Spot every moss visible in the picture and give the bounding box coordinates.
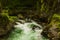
[49,14,60,24]
[9,16,18,22]
[0,9,18,36]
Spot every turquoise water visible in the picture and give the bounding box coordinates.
[7,20,48,40]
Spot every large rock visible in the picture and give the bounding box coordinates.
[41,24,60,40]
[0,15,14,36]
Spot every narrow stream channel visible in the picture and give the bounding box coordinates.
[7,19,48,40]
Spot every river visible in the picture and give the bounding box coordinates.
[7,19,49,40]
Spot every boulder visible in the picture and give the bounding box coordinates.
[41,24,60,40]
[0,15,14,36]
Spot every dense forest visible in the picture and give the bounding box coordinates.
[0,0,60,40]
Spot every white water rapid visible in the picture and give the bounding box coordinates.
[7,19,48,40]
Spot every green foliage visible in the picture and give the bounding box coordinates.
[49,14,60,29]
[1,10,9,17]
[0,9,18,23]
[53,14,60,29]
[41,3,45,12]
[53,14,60,20]
[53,14,60,23]
[0,0,60,25]
[9,16,18,22]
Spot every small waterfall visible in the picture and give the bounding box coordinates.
[8,19,48,40]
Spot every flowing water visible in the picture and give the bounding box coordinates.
[7,20,48,40]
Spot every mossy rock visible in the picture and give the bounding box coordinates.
[0,15,14,36]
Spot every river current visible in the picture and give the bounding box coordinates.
[7,19,48,40]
